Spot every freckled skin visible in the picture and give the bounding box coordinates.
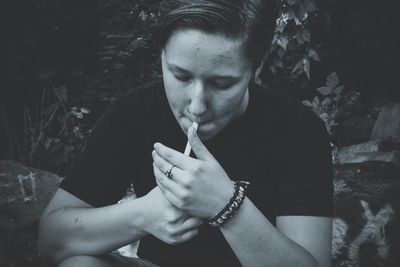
[161,30,254,140]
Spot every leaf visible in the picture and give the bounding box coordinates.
[275,19,287,33]
[269,65,277,74]
[312,96,320,109]
[321,97,332,105]
[326,72,339,89]
[303,57,310,80]
[302,28,311,43]
[254,76,262,84]
[54,86,68,103]
[306,47,321,61]
[277,35,289,50]
[287,39,299,50]
[276,47,286,59]
[271,34,278,45]
[319,112,330,121]
[289,8,302,25]
[317,86,332,96]
[302,100,313,107]
[333,94,341,102]
[80,107,91,114]
[291,59,303,75]
[296,30,305,44]
[295,1,307,21]
[333,85,344,96]
[273,55,284,68]
[130,38,146,50]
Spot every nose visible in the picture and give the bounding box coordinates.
[188,80,207,117]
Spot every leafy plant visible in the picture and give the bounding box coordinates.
[1,73,92,174]
[266,0,321,81]
[302,72,360,136]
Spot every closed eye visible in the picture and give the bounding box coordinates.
[210,81,234,89]
[174,74,191,82]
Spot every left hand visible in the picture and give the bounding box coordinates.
[152,126,234,219]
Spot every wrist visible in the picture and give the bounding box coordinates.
[212,180,235,217]
[127,196,150,235]
[209,180,250,227]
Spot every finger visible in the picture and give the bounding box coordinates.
[179,217,204,233]
[154,142,197,169]
[178,228,199,243]
[153,162,186,202]
[155,175,183,209]
[152,150,188,185]
[187,126,215,161]
[158,183,183,209]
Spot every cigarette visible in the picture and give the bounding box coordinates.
[184,121,199,156]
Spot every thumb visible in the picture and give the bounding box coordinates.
[188,126,214,161]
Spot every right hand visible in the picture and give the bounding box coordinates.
[141,186,204,245]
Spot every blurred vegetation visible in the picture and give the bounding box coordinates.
[1,0,398,175]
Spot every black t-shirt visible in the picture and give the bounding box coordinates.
[60,80,333,267]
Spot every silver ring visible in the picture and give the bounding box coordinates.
[165,165,175,179]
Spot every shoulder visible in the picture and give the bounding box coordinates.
[91,79,166,136]
[251,82,325,136]
[112,79,165,113]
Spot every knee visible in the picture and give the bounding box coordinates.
[58,255,110,267]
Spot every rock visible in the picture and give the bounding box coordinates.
[334,150,400,167]
[332,162,400,267]
[0,160,63,231]
[336,114,376,145]
[338,139,398,154]
[370,103,400,141]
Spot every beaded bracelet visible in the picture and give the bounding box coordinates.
[208,180,250,227]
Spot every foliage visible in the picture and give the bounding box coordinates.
[302,72,361,137]
[263,0,322,84]
[1,73,92,174]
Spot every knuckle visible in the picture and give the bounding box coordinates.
[192,229,199,236]
[180,191,189,201]
[166,235,180,245]
[175,199,185,210]
[194,218,204,227]
[180,191,191,206]
[164,149,173,161]
[191,164,202,175]
[165,224,176,236]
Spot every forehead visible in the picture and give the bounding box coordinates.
[163,30,250,71]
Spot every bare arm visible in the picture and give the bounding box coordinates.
[219,198,332,267]
[38,188,148,263]
[39,187,203,264]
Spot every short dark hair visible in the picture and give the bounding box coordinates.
[156,0,277,66]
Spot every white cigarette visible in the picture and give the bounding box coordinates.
[184,121,199,156]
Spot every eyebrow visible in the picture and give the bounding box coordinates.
[166,62,241,80]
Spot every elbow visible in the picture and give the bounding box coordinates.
[38,232,70,265]
[38,214,69,264]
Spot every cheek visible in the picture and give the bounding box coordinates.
[214,86,247,114]
[164,77,186,112]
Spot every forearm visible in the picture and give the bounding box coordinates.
[220,197,319,267]
[38,197,148,263]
